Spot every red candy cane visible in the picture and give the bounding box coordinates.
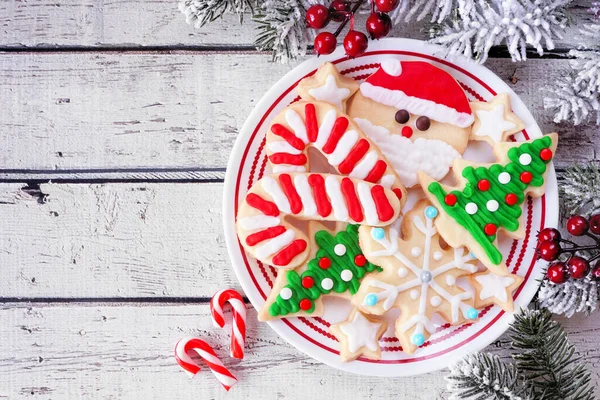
[174,337,238,391]
[210,289,247,359]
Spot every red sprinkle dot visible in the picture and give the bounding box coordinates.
[520,171,533,184]
[401,126,413,138]
[505,193,518,206]
[444,193,457,206]
[318,257,331,269]
[540,148,553,161]
[301,276,315,288]
[354,254,367,267]
[392,188,403,200]
[484,223,497,235]
[477,179,490,191]
[299,298,312,310]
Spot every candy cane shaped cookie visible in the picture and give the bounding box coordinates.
[174,337,238,391]
[237,172,402,269]
[210,289,247,359]
[266,101,407,204]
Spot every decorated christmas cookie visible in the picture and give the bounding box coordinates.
[237,172,402,269]
[346,59,474,188]
[353,200,479,355]
[297,62,359,112]
[470,270,524,312]
[419,133,558,276]
[266,101,407,203]
[258,223,382,321]
[330,309,387,362]
[469,93,525,145]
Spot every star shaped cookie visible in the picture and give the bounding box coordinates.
[470,270,524,312]
[297,62,359,112]
[469,93,525,145]
[330,309,387,362]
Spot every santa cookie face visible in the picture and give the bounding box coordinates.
[346,60,474,188]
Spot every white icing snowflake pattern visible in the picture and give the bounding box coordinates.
[356,202,480,352]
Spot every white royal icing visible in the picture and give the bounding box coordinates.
[398,267,408,278]
[410,290,419,300]
[308,74,351,111]
[261,176,291,214]
[325,175,349,221]
[267,140,302,155]
[272,165,306,173]
[349,151,378,180]
[339,312,382,353]
[354,118,461,187]
[328,129,359,166]
[474,104,517,143]
[255,229,295,259]
[430,296,442,307]
[357,181,379,225]
[475,272,516,303]
[238,215,280,231]
[293,174,317,217]
[411,247,422,257]
[314,109,337,149]
[285,109,308,144]
[433,251,443,261]
[446,275,455,286]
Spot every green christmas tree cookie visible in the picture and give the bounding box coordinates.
[418,133,558,276]
[258,223,382,321]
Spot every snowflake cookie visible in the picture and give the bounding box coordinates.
[353,200,480,355]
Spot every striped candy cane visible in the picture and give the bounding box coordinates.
[210,289,247,359]
[174,337,238,391]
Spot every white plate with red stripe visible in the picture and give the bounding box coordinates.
[222,39,558,377]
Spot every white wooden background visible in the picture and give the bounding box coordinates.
[0,1,599,399]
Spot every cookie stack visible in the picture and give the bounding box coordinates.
[236,60,558,362]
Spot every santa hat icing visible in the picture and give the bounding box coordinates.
[360,59,474,128]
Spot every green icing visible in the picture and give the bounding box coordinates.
[428,136,553,266]
[269,224,382,317]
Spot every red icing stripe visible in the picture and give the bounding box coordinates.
[246,193,279,216]
[371,185,395,222]
[338,139,370,175]
[364,160,387,183]
[269,153,307,166]
[272,239,307,266]
[322,117,349,154]
[305,103,318,143]
[308,174,332,217]
[271,123,305,150]
[279,173,302,214]
[245,226,286,246]
[341,178,364,222]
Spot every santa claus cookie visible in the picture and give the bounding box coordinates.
[419,133,558,276]
[346,59,474,188]
[353,200,479,355]
[266,100,407,203]
[258,222,382,321]
[237,172,402,270]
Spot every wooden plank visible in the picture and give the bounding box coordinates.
[0,0,595,49]
[0,53,593,172]
[0,303,597,399]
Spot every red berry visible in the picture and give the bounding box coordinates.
[306,5,329,29]
[538,227,561,242]
[546,262,568,284]
[537,240,561,261]
[301,276,315,288]
[343,30,368,58]
[540,148,553,161]
[445,193,457,206]
[375,0,400,12]
[566,256,590,279]
[566,215,588,236]
[330,0,350,22]
[589,214,600,234]
[591,262,600,281]
[299,298,312,310]
[354,254,367,267]
[520,171,533,184]
[314,32,337,55]
[505,193,518,206]
[366,12,392,40]
[477,179,490,191]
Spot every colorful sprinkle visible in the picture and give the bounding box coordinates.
[520,171,533,184]
[465,202,478,215]
[301,276,314,289]
[466,307,479,319]
[444,193,457,206]
[420,271,432,283]
[540,148,553,161]
[365,293,378,307]
[486,199,499,212]
[321,278,334,290]
[498,172,511,184]
[425,206,438,219]
[411,333,425,346]
[340,269,353,282]
[299,298,312,311]
[279,287,293,300]
[519,153,532,165]
[484,223,497,235]
[372,227,385,240]
[477,179,490,191]
[354,254,366,267]
[318,257,331,269]
[505,193,518,206]
[334,244,347,256]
